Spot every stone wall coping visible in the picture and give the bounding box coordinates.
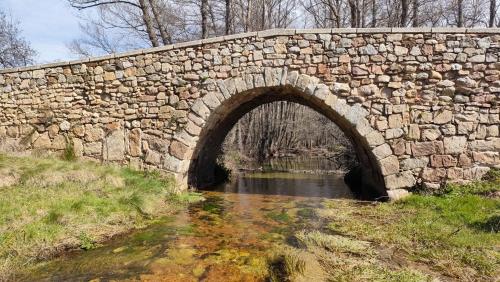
[0,27,498,75]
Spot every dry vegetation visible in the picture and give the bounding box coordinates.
[268,169,500,281]
[0,154,202,281]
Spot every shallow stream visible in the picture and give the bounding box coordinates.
[23,172,353,281]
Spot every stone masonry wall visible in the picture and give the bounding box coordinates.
[0,28,498,197]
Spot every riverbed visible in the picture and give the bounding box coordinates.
[21,172,353,281]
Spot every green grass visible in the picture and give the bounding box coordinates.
[0,154,200,281]
[266,210,292,223]
[271,169,500,281]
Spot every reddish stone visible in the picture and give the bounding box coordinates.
[411,141,443,157]
[391,139,406,155]
[430,155,457,167]
[422,168,447,182]
[170,140,189,159]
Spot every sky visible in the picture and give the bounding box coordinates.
[1,0,82,64]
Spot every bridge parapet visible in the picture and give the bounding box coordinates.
[0,28,498,198]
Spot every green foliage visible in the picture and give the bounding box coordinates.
[317,170,500,279]
[61,137,76,161]
[168,192,205,204]
[273,172,500,281]
[296,208,315,218]
[0,154,201,281]
[44,210,64,225]
[78,233,96,250]
[266,211,291,223]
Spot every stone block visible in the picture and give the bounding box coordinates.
[84,142,102,156]
[386,128,404,139]
[422,167,447,182]
[388,114,402,128]
[401,157,429,170]
[145,150,162,165]
[365,131,386,147]
[443,136,467,154]
[472,152,499,165]
[411,141,443,157]
[433,110,453,124]
[372,143,393,159]
[379,155,400,175]
[422,128,441,141]
[386,189,410,201]
[430,155,457,167]
[85,128,104,142]
[385,171,416,190]
[32,132,51,149]
[170,140,189,159]
[408,124,420,140]
[191,99,210,119]
[103,130,125,161]
[469,139,499,151]
[202,92,221,110]
[128,128,142,157]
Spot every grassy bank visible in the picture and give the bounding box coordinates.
[269,169,500,281]
[0,154,201,281]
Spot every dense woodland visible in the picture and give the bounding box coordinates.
[222,102,356,166]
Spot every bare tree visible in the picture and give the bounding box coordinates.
[149,0,172,44]
[223,101,357,169]
[457,0,464,26]
[0,11,36,68]
[401,0,409,26]
[412,0,419,26]
[348,0,359,27]
[67,0,193,56]
[371,0,377,26]
[490,0,497,26]
[225,0,232,34]
[201,0,209,38]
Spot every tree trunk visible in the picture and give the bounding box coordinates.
[371,0,377,27]
[138,0,160,47]
[349,0,358,27]
[490,0,496,27]
[457,0,464,27]
[412,0,419,27]
[245,0,252,32]
[201,0,209,39]
[225,0,232,34]
[148,0,171,44]
[401,0,408,26]
[261,0,266,30]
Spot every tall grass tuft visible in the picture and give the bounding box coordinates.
[61,136,76,161]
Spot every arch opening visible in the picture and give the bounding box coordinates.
[188,85,388,200]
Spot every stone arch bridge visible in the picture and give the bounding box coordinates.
[0,28,499,200]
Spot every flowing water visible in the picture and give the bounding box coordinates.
[22,172,354,281]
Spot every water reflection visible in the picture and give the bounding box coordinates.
[260,156,346,172]
[216,173,353,199]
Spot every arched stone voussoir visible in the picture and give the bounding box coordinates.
[191,99,211,120]
[343,104,370,127]
[201,92,222,110]
[295,74,320,94]
[189,73,397,199]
